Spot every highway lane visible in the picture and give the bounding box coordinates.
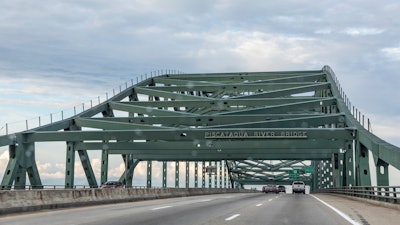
[0,193,354,225]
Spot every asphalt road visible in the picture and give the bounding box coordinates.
[0,193,355,225]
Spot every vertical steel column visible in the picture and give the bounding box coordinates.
[162,161,167,188]
[331,153,341,187]
[175,161,179,188]
[100,146,108,186]
[355,140,371,186]
[147,161,152,188]
[202,161,205,188]
[345,142,355,186]
[65,141,76,188]
[101,105,114,186]
[214,161,218,188]
[219,160,223,188]
[375,158,389,186]
[208,161,212,188]
[311,161,318,191]
[338,151,345,187]
[223,160,227,188]
[24,142,42,189]
[194,162,198,188]
[185,161,189,188]
[326,160,333,188]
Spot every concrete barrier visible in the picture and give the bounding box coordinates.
[0,188,254,215]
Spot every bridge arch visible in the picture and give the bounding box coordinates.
[1,66,399,190]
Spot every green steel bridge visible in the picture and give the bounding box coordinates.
[1,65,399,190]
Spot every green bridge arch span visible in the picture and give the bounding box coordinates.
[0,65,399,190]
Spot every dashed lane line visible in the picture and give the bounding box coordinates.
[225,214,240,221]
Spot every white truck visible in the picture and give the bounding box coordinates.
[292,181,305,194]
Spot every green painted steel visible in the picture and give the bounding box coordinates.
[175,161,179,188]
[194,162,198,188]
[147,161,152,188]
[65,142,76,188]
[1,66,399,190]
[78,150,98,188]
[100,147,108,186]
[185,161,189,188]
[162,161,167,188]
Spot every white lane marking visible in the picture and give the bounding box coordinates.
[310,195,361,225]
[268,198,273,202]
[199,199,213,202]
[152,206,172,210]
[225,214,240,221]
[256,203,263,207]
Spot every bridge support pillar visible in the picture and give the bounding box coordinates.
[162,161,167,188]
[175,161,179,188]
[202,161,206,188]
[219,160,223,188]
[375,157,389,186]
[208,161,212,188]
[355,141,371,186]
[194,162,198,188]
[1,139,42,190]
[185,161,189,188]
[100,147,108,185]
[332,153,342,187]
[147,161,152,188]
[311,161,318,191]
[344,142,355,186]
[65,141,76,188]
[214,161,218,188]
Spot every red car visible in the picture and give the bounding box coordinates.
[262,185,279,193]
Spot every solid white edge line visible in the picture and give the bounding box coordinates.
[310,195,361,225]
[225,214,240,221]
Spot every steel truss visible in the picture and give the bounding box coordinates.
[1,66,399,190]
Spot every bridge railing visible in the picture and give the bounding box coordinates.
[317,186,400,204]
[323,65,373,133]
[0,69,182,136]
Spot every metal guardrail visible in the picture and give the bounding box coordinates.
[317,186,400,204]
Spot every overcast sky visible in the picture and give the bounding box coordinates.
[0,0,399,186]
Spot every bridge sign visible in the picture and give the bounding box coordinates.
[305,166,314,174]
[288,169,301,179]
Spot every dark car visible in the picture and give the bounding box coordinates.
[277,185,286,193]
[101,181,123,188]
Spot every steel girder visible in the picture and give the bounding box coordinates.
[1,66,399,189]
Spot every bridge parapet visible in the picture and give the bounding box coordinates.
[0,187,253,215]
